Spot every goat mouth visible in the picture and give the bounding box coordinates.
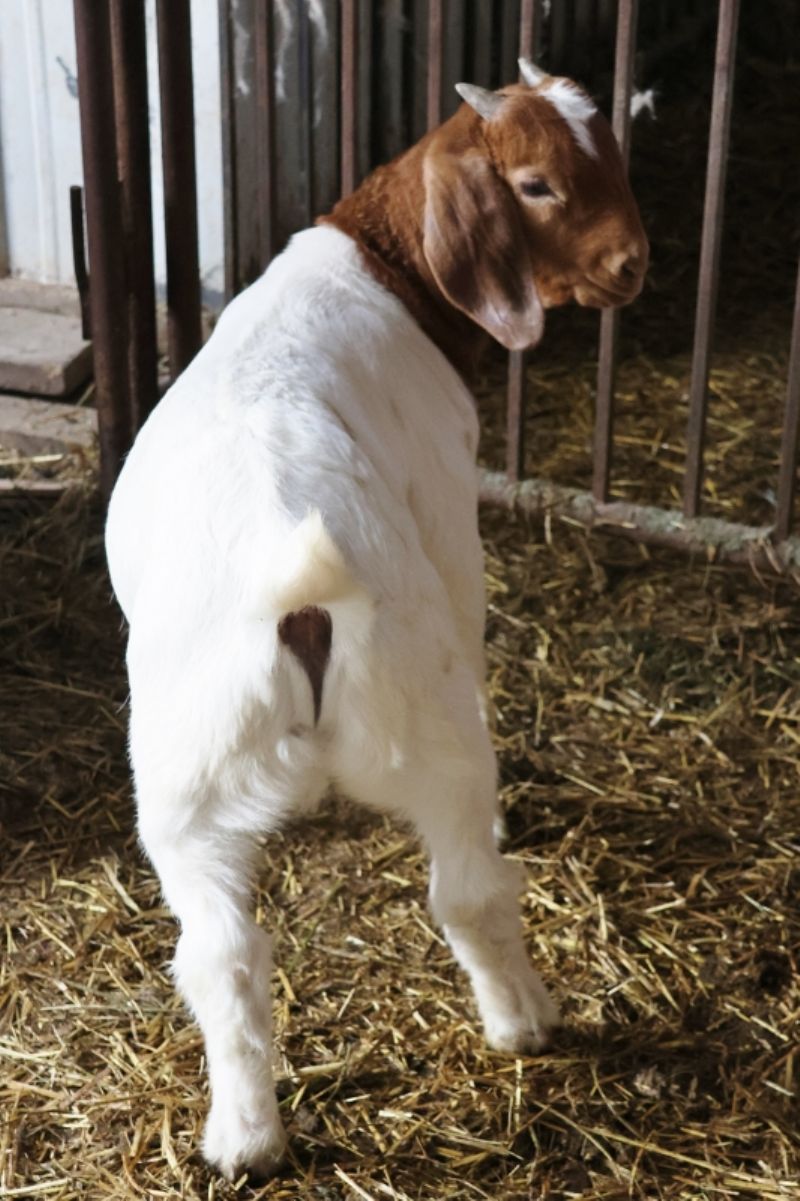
[575,280,640,308]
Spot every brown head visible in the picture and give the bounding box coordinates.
[323,58,648,372]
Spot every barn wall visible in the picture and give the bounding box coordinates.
[0,0,225,303]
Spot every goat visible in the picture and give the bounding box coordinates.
[105,62,648,1180]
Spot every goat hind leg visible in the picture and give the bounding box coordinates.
[139,814,286,1180]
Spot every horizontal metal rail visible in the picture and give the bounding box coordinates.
[479,471,800,581]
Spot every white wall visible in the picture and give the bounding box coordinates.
[0,0,225,304]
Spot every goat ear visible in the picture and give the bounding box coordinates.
[422,152,545,351]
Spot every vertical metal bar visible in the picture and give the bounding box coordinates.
[550,0,571,73]
[218,0,239,300]
[506,353,526,482]
[297,0,314,227]
[683,0,740,518]
[69,186,91,341]
[593,0,639,503]
[518,0,539,62]
[254,0,276,266]
[500,0,523,85]
[472,0,492,88]
[155,0,202,379]
[506,0,541,484]
[340,0,359,197]
[774,261,800,542]
[110,0,159,434]
[427,0,443,131]
[72,0,131,499]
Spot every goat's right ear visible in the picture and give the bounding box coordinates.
[422,152,545,351]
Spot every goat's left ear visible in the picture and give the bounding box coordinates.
[422,151,545,350]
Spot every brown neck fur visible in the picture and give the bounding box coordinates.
[318,139,487,382]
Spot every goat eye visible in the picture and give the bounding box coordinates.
[520,178,552,199]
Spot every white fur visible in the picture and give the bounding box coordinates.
[542,78,598,159]
[106,225,558,1179]
[630,88,656,121]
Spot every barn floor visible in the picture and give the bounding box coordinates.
[2,487,799,1201]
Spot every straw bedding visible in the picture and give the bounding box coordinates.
[2,483,799,1200]
[2,32,799,1201]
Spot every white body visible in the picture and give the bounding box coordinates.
[106,226,557,1178]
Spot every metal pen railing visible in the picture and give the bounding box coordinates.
[72,0,800,578]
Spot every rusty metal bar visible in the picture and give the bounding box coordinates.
[592,0,639,504]
[110,0,159,435]
[683,0,740,518]
[340,0,358,196]
[505,0,542,484]
[506,353,526,482]
[297,0,314,227]
[155,0,202,379]
[254,1,276,266]
[518,0,539,62]
[219,0,239,299]
[427,0,444,131]
[480,470,800,581]
[69,186,90,341]
[774,260,800,542]
[72,0,130,499]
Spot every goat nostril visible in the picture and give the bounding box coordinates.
[604,249,643,286]
[617,252,644,283]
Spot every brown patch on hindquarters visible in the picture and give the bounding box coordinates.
[277,606,333,725]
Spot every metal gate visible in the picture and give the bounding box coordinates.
[72,0,800,578]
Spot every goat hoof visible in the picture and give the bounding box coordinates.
[484,973,561,1055]
[203,1110,287,1182]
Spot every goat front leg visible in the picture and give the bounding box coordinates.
[139,814,286,1180]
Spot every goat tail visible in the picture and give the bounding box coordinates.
[259,510,366,616]
[252,512,373,726]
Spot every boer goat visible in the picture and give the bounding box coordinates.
[106,61,648,1179]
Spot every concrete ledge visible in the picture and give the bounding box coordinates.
[0,307,93,396]
[0,394,97,456]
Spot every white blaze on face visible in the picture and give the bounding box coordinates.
[542,79,598,160]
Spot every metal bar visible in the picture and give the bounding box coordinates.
[505,0,542,485]
[340,0,358,196]
[427,0,443,131]
[518,0,539,63]
[683,0,740,518]
[506,352,526,483]
[254,0,276,266]
[218,0,239,300]
[592,0,639,504]
[110,0,158,435]
[774,260,800,542]
[72,0,131,500]
[297,0,314,227]
[69,185,90,341]
[479,470,800,581]
[155,0,202,379]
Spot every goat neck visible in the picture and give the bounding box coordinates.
[319,134,487,382]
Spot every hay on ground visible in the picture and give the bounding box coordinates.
[1,489,798,1200]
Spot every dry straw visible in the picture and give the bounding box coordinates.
[2,480,798,1200]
